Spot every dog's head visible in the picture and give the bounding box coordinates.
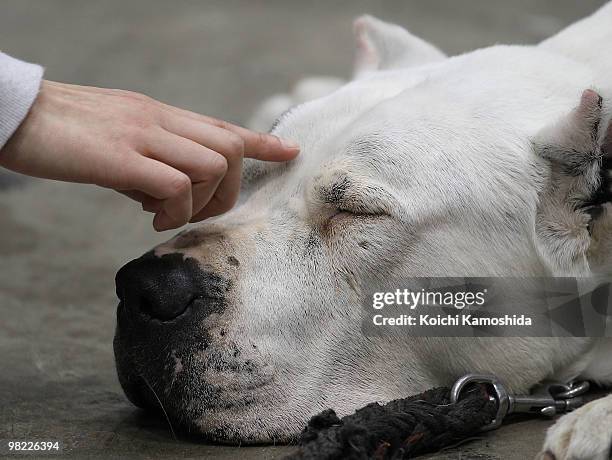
[113,16,612,443]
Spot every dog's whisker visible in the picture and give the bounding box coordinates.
[141,374,177,441]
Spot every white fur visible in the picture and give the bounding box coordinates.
[150,3,612,453]
[538,394,612,460]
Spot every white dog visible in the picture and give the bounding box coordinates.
[114,4,612,459]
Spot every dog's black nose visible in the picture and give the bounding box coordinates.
[115,252,210,321]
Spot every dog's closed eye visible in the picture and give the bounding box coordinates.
[315,176,394,216]
[330,208,383,221]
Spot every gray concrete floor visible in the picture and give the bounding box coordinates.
[0,1,607,459]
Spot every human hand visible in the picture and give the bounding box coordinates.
[0,81,299,231]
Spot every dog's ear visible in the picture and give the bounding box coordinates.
[533,89,612,275]
[353,15,446,78]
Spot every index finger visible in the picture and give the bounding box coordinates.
[155,102,300,161]
[203,118,301,161]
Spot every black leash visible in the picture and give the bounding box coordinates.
[286,374,591,460]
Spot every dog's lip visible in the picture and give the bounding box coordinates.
[126,379,260,433]
[116,357,287,442]
[117,356,272,409]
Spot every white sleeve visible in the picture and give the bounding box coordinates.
[0,51,43,149]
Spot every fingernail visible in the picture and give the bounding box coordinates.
[153,211,171,232]
[280,138,300,150]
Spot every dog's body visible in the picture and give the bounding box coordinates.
[114,4,612,458]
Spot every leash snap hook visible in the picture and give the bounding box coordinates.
[523,380,590,417]
[451,374,591,432]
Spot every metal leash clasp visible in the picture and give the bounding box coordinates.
[450,374,590,431]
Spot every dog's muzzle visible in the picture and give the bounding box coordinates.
[113,251,230,414]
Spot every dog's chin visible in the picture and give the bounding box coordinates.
[192,411,301,445]
[153,401,301,444]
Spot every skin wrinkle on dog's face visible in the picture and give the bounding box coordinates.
[113,14,612,444]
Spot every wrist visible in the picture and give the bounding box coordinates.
[0,52,44,153]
